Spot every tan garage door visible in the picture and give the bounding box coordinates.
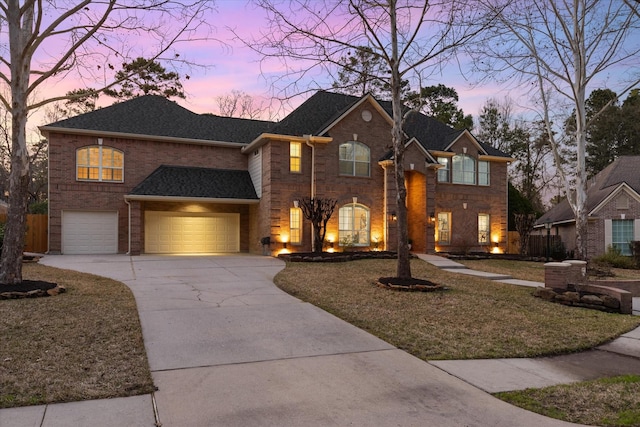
[62,211,118,254]
[145,211,240,254]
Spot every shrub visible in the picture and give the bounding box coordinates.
[592,245,637,270]
[28,201,48,214]
[631,241,640,268]
[550,240,567,261]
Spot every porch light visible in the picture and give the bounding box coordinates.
[293,200,299,208]
[353,196,357,205]
[429,212,436,223]
[390,211,397,221]
[462,202,467,210]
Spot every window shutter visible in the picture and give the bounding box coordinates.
[604,219,612,252]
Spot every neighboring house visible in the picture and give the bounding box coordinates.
[40,91,512,256]
[535,156,640,258]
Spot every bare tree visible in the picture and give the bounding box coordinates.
[215,90,267,119]
[475,0,640,259]
[250,0,492,278]
[514,213,537,256]
[297,197,337,253]
[0,1,213,284]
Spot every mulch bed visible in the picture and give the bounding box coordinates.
[0,280,64,299]
[377,276,448,292]
[279,251,401,262]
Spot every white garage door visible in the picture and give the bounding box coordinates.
[145,211,240,254]
[62,211,118,254]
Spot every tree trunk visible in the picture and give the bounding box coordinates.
[389,2,411,279]
[1,1,34,285]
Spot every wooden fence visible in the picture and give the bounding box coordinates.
[506,230,563,257]
[0,214,48,253]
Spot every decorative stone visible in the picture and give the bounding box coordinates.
[555,292,580,303]
[533,287,556,300]
[601,295,620,309]
[581,294,603,305]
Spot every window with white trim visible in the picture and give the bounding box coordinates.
[76,146,123,182]
[478,214,490,244]
[478,160,490,186]
[437,212,451,244]
[452,154,475,185]
[339,141,370,177]
[612,219,634,256]
[437,157,450,182]
[290,142,301,173]
[339,204,370,246]
[290,207,302,244]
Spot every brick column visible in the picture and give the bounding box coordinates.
[128,200,142,255]
[564,260,587,285]
[544,262,571,290]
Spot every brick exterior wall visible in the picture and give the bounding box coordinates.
[434,136,509,254]
[587,190,640,258]
[47,100,511,257]
[47,132,248,253]
[260,101,390,254]
[550,189,640,259]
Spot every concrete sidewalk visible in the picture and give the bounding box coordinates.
[1,254,637,426]
[418,254,640,392]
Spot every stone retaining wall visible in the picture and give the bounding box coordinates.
[542,260,634,315]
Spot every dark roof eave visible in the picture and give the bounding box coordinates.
[40,126,248,148]
[124,195,259,204]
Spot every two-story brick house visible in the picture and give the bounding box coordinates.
[41,91,512,256]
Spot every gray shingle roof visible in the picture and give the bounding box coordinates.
[271,91,511,159]
[536,156,640,225]
[129,165,258,200]
[43,95,273,144]
[267,91,368,136]
[43,92,511,159]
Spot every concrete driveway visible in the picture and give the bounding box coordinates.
[6,254,584,426]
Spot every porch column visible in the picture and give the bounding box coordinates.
[426,167,437,253]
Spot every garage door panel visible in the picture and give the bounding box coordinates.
[145,212,240,254]
[62,211,118,254]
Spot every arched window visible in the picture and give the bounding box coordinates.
[76,146,124,182]
[339,203,370,246]
[339,141,370,177]
[452,154,475,185]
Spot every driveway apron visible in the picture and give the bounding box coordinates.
[38,254,584,427]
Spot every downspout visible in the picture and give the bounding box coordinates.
[304,135,315,250]
[124,198,131,255]
[382,162,389,251]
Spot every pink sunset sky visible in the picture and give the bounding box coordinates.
[27,1,637,132]
[29,1,514,129]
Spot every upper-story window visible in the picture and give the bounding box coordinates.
[290,142,302,173]
[339,141,370,177]
[478,160,490,186]
[76,146,123,182]
[452,154,476,185]
[437,157,450,182]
